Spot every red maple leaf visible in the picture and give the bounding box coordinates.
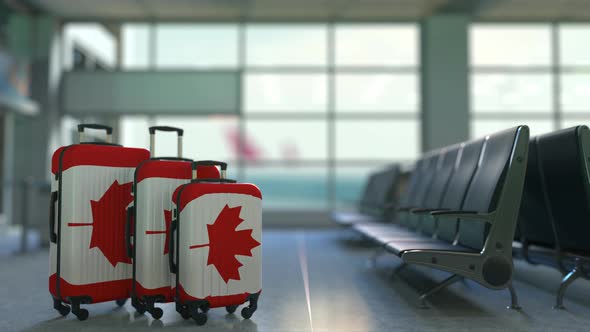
[69,180,134,267]
[189,205,260,283]
[145,209,172,255]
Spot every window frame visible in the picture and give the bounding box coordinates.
[469,22,590,138]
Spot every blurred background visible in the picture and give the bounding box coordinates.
[1,0,590,253]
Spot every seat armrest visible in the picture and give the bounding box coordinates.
[410,208,449,215]
[430,210,494,223]
[381,202,397,210]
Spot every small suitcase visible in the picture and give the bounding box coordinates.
[128,126,219,319]
[170,161,262,325]
[49,124,150,320]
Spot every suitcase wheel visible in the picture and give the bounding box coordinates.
[241,307,253,320]
[115,299,127,307]
[240,292,259,320]
[180,308,191,320]
[226,305,239,314]
[131,298,146,315]
[192,312,207,326]
[57,305,71,317]
[67,296,91,321]
[53,298,70,317]
[73,308,89,321]
[149,307,164,320]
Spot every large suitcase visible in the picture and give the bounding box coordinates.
[170,161,262,325]
[128,126,219,319]
[49,124,150,320]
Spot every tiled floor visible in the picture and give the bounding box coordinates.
[1,229,589,331]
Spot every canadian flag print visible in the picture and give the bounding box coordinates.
[145,209,172,255]
[135,177,189,290]
[179,192,262,300]
[189,204,261,283]
[52,165,136,285]
[67,180,133,267]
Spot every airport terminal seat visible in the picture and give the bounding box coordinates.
[356,126,530,309]
[331,165,400,226]
[352,155,436,240]
[374,139,483,247]
[515,126,590,309]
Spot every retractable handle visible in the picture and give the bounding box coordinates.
[149,126,184,158]
[125,206,134,258]
[168,217,178,274]
[49,191,58,243]
[78,124,112,143]
[192,160,227,180]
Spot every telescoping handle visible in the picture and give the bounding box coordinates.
[168,217,178,274]
[49,191,58,243]
[192,160,227,180]
[125,206,134,258]
[149,126,183,158]
[78,124,113,143]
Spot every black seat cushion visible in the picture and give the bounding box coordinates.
[375,233,438,246]
[418,146,461,236]
[372,228,430,244]
[353,223,412,239]
[517,138,556,248]
[401,155,439,216]
[538,126,590,254]
[358,172,379,212]
[332,212,379,226]
[458,127,522,250]
[397,158,426,209]
[385,239,469,257]
[435,138,485,243]
[360,166,400,217]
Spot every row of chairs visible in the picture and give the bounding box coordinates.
[331,165,403,226]
[336,125,529,308]
[515,126,590,309]
[334,125,590,309]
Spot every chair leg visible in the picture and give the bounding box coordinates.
[554,264,584,310]
[419,274,462,309]
[507,282,521,310]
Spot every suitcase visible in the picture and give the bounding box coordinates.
[128,126,220,319]
[170,161,262,325]
[49,124,150,320]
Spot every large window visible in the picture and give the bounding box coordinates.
[470,24,590,138]
[118,23,420,210]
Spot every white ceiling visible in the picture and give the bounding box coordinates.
[23,0,590,21]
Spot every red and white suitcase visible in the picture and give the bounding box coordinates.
[128,126,219,319]
[170,161,262,325]
[49,124,150,320]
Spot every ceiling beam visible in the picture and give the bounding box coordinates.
[430,0,496,15]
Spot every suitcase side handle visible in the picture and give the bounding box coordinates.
[192,178,237,184]
[125,206,134,258]
[192,160,227,179]
[78,124,113,143]
[169,217,178,274]
[49,191,58,243]
[149,126,183,158]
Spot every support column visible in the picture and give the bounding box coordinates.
[7,14,60,246]
[421,15,470,152]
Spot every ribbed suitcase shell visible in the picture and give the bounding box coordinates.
[132,160,220,304]
[172,182,262,311]
[49,144,149,304]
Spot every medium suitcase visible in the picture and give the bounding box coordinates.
[49,124,150,320]
[128,126,220,319]
[170,161,262,325]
